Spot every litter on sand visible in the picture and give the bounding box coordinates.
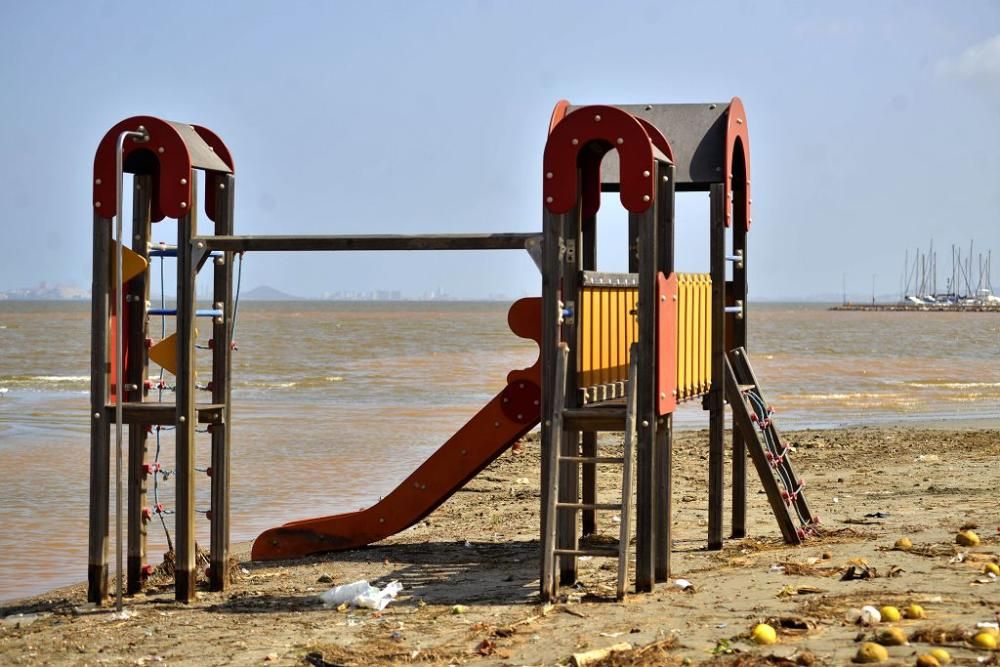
[319,579,403,610]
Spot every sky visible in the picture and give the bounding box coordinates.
[1,1,998,301]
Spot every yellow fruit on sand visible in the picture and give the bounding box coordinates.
[894,537,913,551]
[971,632,997,650]
[915,655,941,667]
[877,627,908,646]
[855,642,889,663]
[928,648,951,663]
[956,530,980,547]
[903,603,927,619]
[984,562,1000,576]
[751,623,777,645]
[879,605,902,622]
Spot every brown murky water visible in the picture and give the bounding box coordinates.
[1,301,997,601]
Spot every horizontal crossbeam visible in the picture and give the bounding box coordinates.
[195,233,541,252]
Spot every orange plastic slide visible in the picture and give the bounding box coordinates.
[251,297,541,561]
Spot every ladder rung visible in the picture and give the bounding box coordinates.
[556,502,620,511]
[558,456,624,464]
[562,407,626,430]
[553,547,619,558]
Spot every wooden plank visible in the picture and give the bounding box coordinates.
[707,183,726,550]
[174,171,198,602]
[580,213,597,537]
[198,233,540,252]
[210,173,235,591]
[633,202,658,592]
[126,175,151,594]
[104,403,225,425]
[88,214,112,604]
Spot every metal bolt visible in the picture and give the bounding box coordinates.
[616,137,623,145]
[545,171,553,179]
[516,414,523,420]
[180,178,188,185]
[157,147,164,154]
[219,183,226,190]
[736,118,743,125]
[643,170,650,177]
[545,196,553,204]
[672,295,677,301]
[214,302,223,309]
[545,420,551,427]
[196,241,205,249]
[214,256,225,266]
[571,138,579,145]
[460,449,466,455]
[179,416,186,423]
[95,202,102,208]
[663,175,670,182]
[594,114,601,122]
[643,195,650,202]
[533,399,539,406]
[95,178,102,185]
[709,104,717,110]
[93,412,101,419]
[134,234,141,241]
[379,517,385,523]
[214,316,223,325]
[641,420,649,427]
[494,421,500,428]
[660,295,666,302]
[660,392,666,400]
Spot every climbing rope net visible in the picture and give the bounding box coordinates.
[142,246,243,567]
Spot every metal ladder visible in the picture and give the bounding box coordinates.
[542,343,637,601]
[724,347,816,544]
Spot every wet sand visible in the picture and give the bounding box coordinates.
[2,425,999,666]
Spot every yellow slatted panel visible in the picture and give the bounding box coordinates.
[694,274,705,392]
[609,288,619,383]
[579,287,592,387]
[600,288,611,385]
[703,275,712,390]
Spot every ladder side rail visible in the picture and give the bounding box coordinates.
[618,344,639,599]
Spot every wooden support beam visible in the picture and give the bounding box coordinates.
[88,214,112,604]
[174,172,198,603]
[126,175,151,594]
[197,233,540,253]
[539,209,563,593]
[731,185,748,538]
[655,162,676,582]
[580,213,597,536]
[210,173,235,591]
[633,198,658,592]
[558,206,581,586]
[707,183,726,550]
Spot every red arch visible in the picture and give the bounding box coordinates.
[724,97,751,230]
[93,116,193,221]
[193,124,236,223]
[543,105,661,215]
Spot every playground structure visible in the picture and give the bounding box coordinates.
[88,99,816,605]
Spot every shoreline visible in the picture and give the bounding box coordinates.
[3,424,1000,665]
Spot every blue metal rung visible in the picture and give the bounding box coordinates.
[148,308,224,318]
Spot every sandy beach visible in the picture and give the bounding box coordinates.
[2,425,998,666]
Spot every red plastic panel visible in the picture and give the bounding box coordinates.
[724,97,751,231]
[93,116,193,221]
[543,105,657,215]
[192,124,236,223]
[657,272,678,415]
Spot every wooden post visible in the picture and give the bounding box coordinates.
[539,208,563,591]
[88,213,112,604]
[580,213,597,536]
[174,172,198,602]
[707,183,726,550]
[210,173,235,591]
[731,184,748,538]
[633,198,658,592]
[126,175,152,594]
[558,206,581,586]
[654,162,676,581]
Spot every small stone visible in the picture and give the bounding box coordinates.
[317,574,334,584]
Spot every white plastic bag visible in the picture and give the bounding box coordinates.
[319,579,403,611]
